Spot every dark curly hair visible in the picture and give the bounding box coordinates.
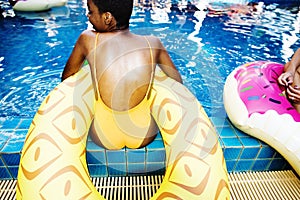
[92,0,133,29]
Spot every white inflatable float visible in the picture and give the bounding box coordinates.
[10,0,67,12]
[224,61,300,176]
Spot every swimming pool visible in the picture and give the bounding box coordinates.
[0,0,299,179]
[0,0,299,119]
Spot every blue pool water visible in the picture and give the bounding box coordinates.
[0,0,299,119]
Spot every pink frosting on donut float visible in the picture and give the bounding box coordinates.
[234,61,300,122]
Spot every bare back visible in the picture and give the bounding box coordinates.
[63,29,182,111]
[86,31,154,111]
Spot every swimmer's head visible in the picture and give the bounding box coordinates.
[92,0,133,30]
[247,2,259,12]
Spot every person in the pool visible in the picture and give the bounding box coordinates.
[61,0,182,149]
[278,48,300,113]
[207,2,261,17]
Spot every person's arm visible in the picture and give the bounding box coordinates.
[287,48,300,72]
[61,33,87,81]
[155,38,183,83]
[286,64,300,105]
[278,48,300,109]
[278,48,300,86]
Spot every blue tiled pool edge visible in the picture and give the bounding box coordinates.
[0,116,291,180]
[210,117,291,173]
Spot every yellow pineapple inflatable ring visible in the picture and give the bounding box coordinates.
[17,65,229,199]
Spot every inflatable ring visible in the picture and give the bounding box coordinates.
[10,0,67,12]
[224,61,300,176]
[17,65,229,199]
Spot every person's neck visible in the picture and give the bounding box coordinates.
[110,25,129,32]
[95,27,129,34]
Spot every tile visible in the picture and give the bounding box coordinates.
[107,164,127,176]
[234,128,249,137]
[86,141,106,151]
[0,114,296,180]
[127,163,146,175]
[222,137,242,147]
[126,148,145,163]
[274,152,285,159]
[1,153,21,166]
[0,157,4,166]
[0,167,12,179]
[18,119,32,130]
[269,159,286,170]
[234,160,254,172]
[0,140,6,152]
[223,148,242,160]
[217,127,236,138]
[225,160,237,173]
[1,119,21,129]
[239,137,261,159]
[106,149,126,164]
[146,139,165,150]
[146,163,165,175]
[146,149,166,163]
[252,159,271,171]
[239,137,261,147]
[1,140,24,153]
[268,158,289,171]
[0,130,12,142]
[209,117,230,127]
[88,164,108,177]
[239,147,260,159]
[257,146,276,159]
[11,130,27,141]
[7,166,18,179]
[86,151,106,164]
[282,162,292,170]
[154,132,162,140]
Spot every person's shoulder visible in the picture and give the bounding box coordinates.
[143,35,160,42]
[74,30,98,52]
[76,30,98,45]
[129,33,162,47]
[79,30,97,38]
[142,35,163,48]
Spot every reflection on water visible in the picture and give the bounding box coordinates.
[0,0,299,118]
[131,0,300,116]
[0,1,14,18]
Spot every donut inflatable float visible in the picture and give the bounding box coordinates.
[10,0,67,12]
[17,65,230,199]
[224,61,300,176]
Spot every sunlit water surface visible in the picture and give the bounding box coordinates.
[0,0,299,119]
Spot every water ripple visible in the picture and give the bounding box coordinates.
[1,0,300,118]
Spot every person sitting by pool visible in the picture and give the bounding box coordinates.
[61,0,182,149]
[278,48,300,113]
